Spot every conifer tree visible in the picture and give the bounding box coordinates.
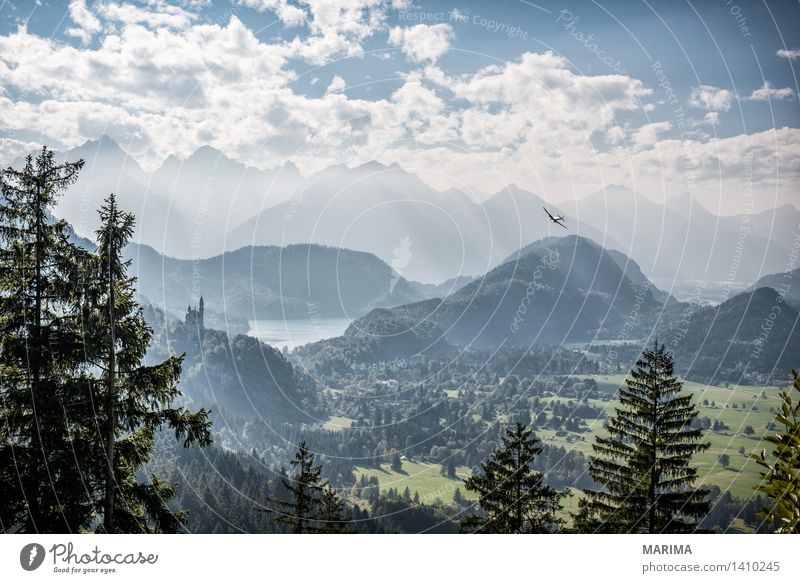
[261,441,326,533]
[318,485,351,533]
[751,369,800,533]
[85,194,212,532]
[575,342,709,533]
[0,147,94,532]
[462,422,565,533]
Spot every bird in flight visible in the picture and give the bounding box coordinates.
[543,207,567,229]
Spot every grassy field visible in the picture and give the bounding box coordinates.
[352,461,477,504]
[538,375,784,499]
[336,376,783,527]
[322,415,354,431]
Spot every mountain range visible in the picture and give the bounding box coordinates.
[125,242,433,321]
[298,235,799,381]
[14,137,798,288]
[560,185,798,289]
[333,235,669,348]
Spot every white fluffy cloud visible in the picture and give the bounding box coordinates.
[688,85,733,111]
[388,24,454,63]
[0,4,796,213]
[631,121,672,149]
[237,0,307,27]
[326,74,346,93]
[65,0,102,44]
[777,48,800,60]
[746,81,795,101]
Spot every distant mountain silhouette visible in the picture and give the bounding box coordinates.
[227,168,607,282]
[125,242,429,321]
[562,185,796,287]
[15,137,795,287]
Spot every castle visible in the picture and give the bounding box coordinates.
[185,295,205,341]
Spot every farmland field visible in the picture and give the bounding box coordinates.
[536,375,783,499]
[352,461,476,505]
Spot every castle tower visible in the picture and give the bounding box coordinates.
[198,295,204,331]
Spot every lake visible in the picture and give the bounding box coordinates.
[247,318,351,350]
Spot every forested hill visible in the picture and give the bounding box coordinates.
[749,268,799,309]
[126,242,427,320]
[143,306,326,426]
[658,286,800,383]
[343,235,668,347]
[295,306,455,375]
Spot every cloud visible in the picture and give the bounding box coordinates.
[425,52,652,145]
[0,3,796,212]
[777,48,800,60]
[65,0,102,44]
[688,85,733,111]
[237,1,306,27]
[326,74,346,93]
[96,1,197,30]
[631,121,672,149]
[388,24,454,63]
[746,81,795,101]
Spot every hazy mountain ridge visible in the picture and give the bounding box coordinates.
[749,267,800,309]
[657,286,800,382]
[302,235,669,349]
[14,137,797,287]
[564,185,797,287]
[125,241,430,321]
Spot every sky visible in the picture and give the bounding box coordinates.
[0,0,798,213]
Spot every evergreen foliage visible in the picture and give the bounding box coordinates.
[260,441,347,533]
[575,342,710,533]
[0,151,212,533]
[85,194,212,532]
[751,369,800,533]
[462,422,565,533]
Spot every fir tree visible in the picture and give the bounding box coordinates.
[391,452,402,472]
[318,485,351,533]
[261,441,326,533]
[751,369,800,533]
[86,194,212,532]
[0,148,94,532]
[462,422,565,533]
[575,342,710,533]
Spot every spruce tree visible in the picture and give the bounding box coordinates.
[0,147,94,532]
[462,422,565,533]
[318,485,351,533]
[261,441,326,533]
[575,342,710,533]
[751,369,800,533]
[85,194,212,532]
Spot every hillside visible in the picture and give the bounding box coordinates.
[308,235,667,349]
[660,286,800,381]
[295,307,455,375]
[144,307,325,424]
[750,268,799,309]
[127,242,427,320]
